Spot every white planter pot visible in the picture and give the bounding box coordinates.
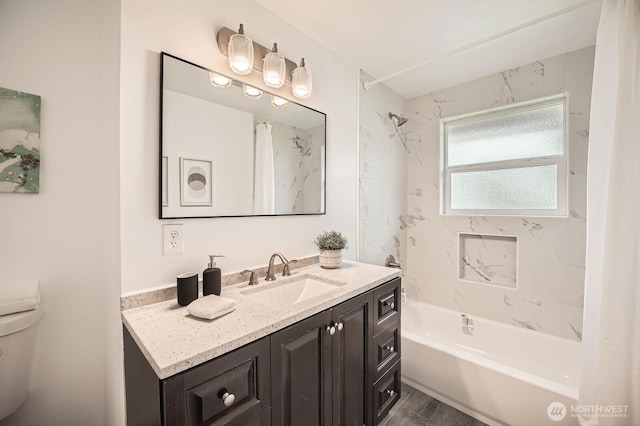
[319,249,342,269]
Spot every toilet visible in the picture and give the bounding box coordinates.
[0,280,42,421]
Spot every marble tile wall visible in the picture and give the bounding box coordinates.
[261,119,324,214]
[359,71,407,267]
[403,46,594,341]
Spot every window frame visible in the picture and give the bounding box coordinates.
[440,94,569,217]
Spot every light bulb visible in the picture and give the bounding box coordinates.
[271,95,288,108]
[292,58,312,99]
[263,43,286,88]
[243,84,263,100]
[228,24,254,75]
[209,72,231,88]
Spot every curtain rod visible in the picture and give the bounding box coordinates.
[362,0,601,90]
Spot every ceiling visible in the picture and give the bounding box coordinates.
[253,0,602,99]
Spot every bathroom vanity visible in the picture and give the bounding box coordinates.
[122,262,401,426]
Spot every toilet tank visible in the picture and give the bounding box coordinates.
[0,307,42,420]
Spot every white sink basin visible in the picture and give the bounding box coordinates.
[241,275,345,309]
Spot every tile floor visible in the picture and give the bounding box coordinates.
[380,382,489,426]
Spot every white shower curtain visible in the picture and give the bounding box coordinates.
[253,122,275,214]
[579,1,640,425]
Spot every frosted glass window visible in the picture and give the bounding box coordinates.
[447,103,564,167]
[450,165,557,210]
[442,96,567,216]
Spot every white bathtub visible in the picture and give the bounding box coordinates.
[401,300,581,426]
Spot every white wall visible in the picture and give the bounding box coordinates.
[358,71,407,267]
[404,46,594,340]
[120,0,358,292]
[163,90,254,217]
[0,0,122,425]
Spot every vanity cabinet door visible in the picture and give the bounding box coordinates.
[331,291,373,426]
[270,309,333,426]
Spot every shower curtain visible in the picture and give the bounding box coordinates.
[253,122,275,214]
[579,1,639,425]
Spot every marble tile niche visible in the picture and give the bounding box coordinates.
[458,233,517,289]
[404,46,594,341]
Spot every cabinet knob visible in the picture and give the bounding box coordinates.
[326,325,336,335]
[384,345,394,353]
[337,322,344,331]
[221,392,235,407]
[383,300,395,309]
[386,389,396,397]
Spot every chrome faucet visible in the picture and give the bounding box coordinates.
[385,254,401,269]
[242,269,259,286]
[265,253,296,281]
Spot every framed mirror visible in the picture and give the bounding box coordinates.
[160,53,326,219]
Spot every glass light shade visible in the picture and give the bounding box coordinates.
[208,72,231,88]
[270,95,288,108]
[228,25,254,75]
[243,84,263,100]
[263,44,286,88]
[292,58,312,98]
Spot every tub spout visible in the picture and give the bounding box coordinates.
[385,255,401,269]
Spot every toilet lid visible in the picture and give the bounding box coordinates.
[0,306,42,337]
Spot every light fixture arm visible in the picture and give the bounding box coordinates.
[217,27,297,86]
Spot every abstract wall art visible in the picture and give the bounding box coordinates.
[180,157,212,206]
[0,86,41,193]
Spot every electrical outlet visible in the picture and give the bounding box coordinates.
[163,224,184,255]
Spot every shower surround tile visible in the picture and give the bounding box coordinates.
[264,118,324,214]
[404,46,594,341]
[358,70,407,269]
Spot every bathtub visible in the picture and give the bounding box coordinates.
[401,300,581,426]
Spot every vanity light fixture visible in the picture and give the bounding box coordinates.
[243,84,263,100]
[292,58,312,99]
[263,43,286,88]
[228,24,254,75]
[270,95,288,108]
[209,72,232,88]
[217,26,314,99]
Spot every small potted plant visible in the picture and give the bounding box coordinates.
[314,230,348,269]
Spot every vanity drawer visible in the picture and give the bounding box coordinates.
[373,323,400,382]
[373,360,401,425]
[373,277,400,333]
[164,338,271,426]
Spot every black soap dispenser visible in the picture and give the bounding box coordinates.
[203,255,224,296]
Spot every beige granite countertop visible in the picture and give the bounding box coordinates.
[122,261,401,379]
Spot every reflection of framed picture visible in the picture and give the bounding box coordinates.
[162,156,169,207]
[180,158,212,206]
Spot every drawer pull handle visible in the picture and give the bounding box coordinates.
[385,345,394,352]
[337,322,344,331]
[221,392,236,407]
[386,389,396,397]
[383,301,395,309]
[326,325,336,335]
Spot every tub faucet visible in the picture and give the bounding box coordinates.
[265,253,296,281]
[385,255,401,269]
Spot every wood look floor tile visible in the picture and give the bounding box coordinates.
[383,382,489,426]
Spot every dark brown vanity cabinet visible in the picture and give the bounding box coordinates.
[371,278,401,424]
[124,277,401,426]
[270,290,374,426]
[270,277,401,426]
[123,329,271,426]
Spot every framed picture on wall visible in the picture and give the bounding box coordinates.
[180,157,212,206]
[162,156,169,207]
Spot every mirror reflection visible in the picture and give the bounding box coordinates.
[160,53,326,218]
